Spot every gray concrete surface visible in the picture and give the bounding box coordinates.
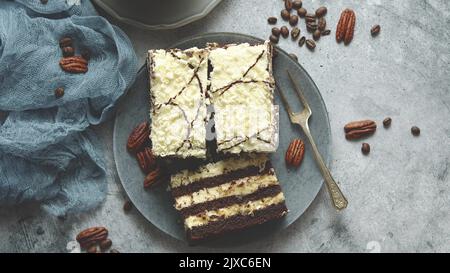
[0,0,449,253]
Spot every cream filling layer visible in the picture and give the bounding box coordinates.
[184,192,286,229]
[170,154,268,188]
[174,173,279,210]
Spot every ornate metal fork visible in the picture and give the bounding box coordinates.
[276,70,348,210]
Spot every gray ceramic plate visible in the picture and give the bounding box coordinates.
[92,0,222,30]
[113,33,331,245]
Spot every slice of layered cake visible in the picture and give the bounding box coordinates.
[170,154,288,241]
[208,42,278,154]
[147,47,208,158]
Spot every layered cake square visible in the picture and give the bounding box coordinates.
[170,155,288,241]
[147,48,209,158]
[208,42,278,154]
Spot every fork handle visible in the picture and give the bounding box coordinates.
[301,124,348,211]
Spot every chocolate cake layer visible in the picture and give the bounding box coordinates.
[186,203,288,241]
[179,184,282,218]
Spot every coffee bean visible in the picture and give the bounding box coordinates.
[306,39,316,50]
[291,27,300,40]
[268,17,277,24]
[81,49,91,61]
[62,46,74,57]
[272,48,279,58]
[318,17,326,31]
[297,8,307,17]
[289,53,298,62]
[292,0,302,9]
[289,14,299,26]
[305,13,316,20]
[411,126,420,136]
[371,24,381,36]
[270,34,279,44]
[313,29,321,41]
[272,27,281,37]
[285,0,293,11]
[298,36,306,47]
[59,37,72,48]
[306,22,318,32]
[305,16,316,23]
[315,6,327,17]
[54,87,64,98]
[383,117,392,128]
[321,29,331,36]
[280,26,289,38]
[281,9,290,20]
[99,239,113,250]
[40,0,48,4]
[123,200,133,212]
[361,143,370,155]
[87,245,98,253]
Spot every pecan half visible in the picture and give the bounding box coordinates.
[136,147,156,173]
[127,122,150,152]
[336,9,356,45]
[144,166,166,188]
[344,120,377,140]
[285,139,305,167]
[59,56,88,73]
[76,227,108,249]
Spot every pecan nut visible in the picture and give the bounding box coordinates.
[144,166,165,188]
[127,122,150,152]
[344,120,377,140]
[285,139,305,167]
[59,56,88,73]
[136,147,156,173]
[336,9,356,45]
[76,227,108,249]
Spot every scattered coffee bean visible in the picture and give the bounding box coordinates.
[54,87,64,98]
[306,22,318,32]
[361,143,370,155]
[371,24,381,36]
[315,6,327,17]
[40,0,48,4]
[305,13,316,20]
[306,39,316,50]
[281,9,291,20]
[289,14,299,26]
[292,0,302,9]
[272,48,279,58]
[298,36,306,47]
[289,53,298,61]
[81,49,91,61]
[285,0,293,11]
[270,34,279,44]
[318,17,326,31]
[59,37,72,48]
[383,117,392,128]
[110,249,120,253]
[280,26,289,38]
[268,17,277,24]
[291,27,300,40]
[297,8,307,17]
[305,16,316,23]
[123,200,133,212]
[99,239,113,250]
[272,27,281,37]
[62,46,74,57]
[313,29,321,41]
[36,226,45,235]
[411,126,420,136]
[87,245,98,253]
[321,29,331,36]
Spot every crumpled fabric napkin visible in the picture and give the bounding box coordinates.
[0,0,138,216]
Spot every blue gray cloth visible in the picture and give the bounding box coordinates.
[0,0,138,215]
